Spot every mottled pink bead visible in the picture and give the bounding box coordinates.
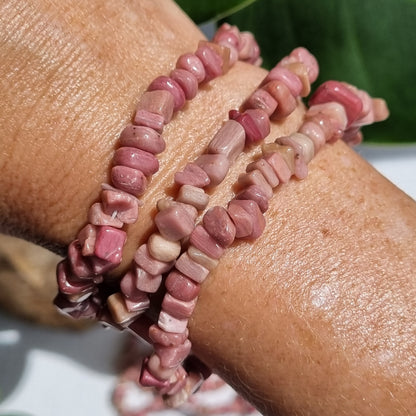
[135,266,162,293]
[149,324,189,348]
[160,365,187,396]
[299,120,326,153]
[111,165,147,196]
[212,24,239,65]
[157,199,198,223]
[140,364,169,389]
[162,293,197,320]
[207,119,245,162]
[107,292,144,326]
[202,206,236,248]
[54,294,99,320]
[94,225,126,265]
[134,244,174,276]
[264,151,292,184]
[154,204,195,241]
[229,199,265,239]
[263,66,303,97]
[195,153,230,186]
[89,255,116,275]
[238,169,273,199]
[176,53,206,83]
[77,224,97,256]
[119,125,166,155]
[244,89,278,117]
[124,292,150,313]
[195,43,223,82]
[309,81,363,127]
[88,202,123,228]
[155,339,192,369]
[120,270,148,301]
[165,270,201,302]
[227,201,253,238]
[174,162,211,188]
[67,240,94,278]
[57,260,94,296]
[229,108,270,144]
[246,158,279,188]
[289,47,319,83]
[101,186,140,224]
[238,31,261,64]
[236,184,269,213]
[147,354,177,381]
[113,147,158,177]
[133,109,164,132]
[263,80,297,120]
[148,76,186,111]
[189,225,225,259]
[158,310,188,333]
[307,102,348,135]
[136,90,174,124]
[170,68,198,100]
[176,185,209,211]
[175,252,210,283]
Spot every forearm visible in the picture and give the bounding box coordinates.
[1,1,415,415]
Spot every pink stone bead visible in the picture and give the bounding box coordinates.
[207,119,245,162]
[213,25,239,65]
[54,294,99,320]
[264,151,292,184]
[149,324,188,348]
[289,47,319,83]
[263,66,303,97]
[67,240,94,278]
[195,43,223,82]
[189,225,225,259]
[194,153,230,186]
[307,102,348,134]
[120,270,148,301]
[236,184,269,213]
[124,293,150,313]
[280,61,311,97]
[154,204,195,241]
[371,98,389,123]
[135,266,162,293]
[170,68,198,100]
[238,169,273,199]
[88,202,123,228]
[136,90,174,124]
[148,232,181,262]
[229,109,270,144]
[165,270,201,302]
[263,80,297,120]
[77,224,97,256]
[160,365,188,396]
[162,293,197,320]
[175,252,210,283]
[238,31,261,64]
[229,199,265,239]
[113,147,159,177]
[155,339,192,369]
[101,186,140,224]
[305,112,340,144]
[89,255,116,275]
[202,206,236,248]
[244,89,278,117]
[176,185,209,211]
[111,165,147,196]
[134,244,174,276]
[57,260,94,296]
[94,225,126,265]
[176,53,206,83]
[227,201,254,238]
[119,125,166,155]
[299,120,326,153]
[309,80,363,127]
[133,109,164,132]
[174,162,211,188]
[107,292,143,326]
[148,76,186,111]
[140,364,169,389]
[147,354,177,381]
[158,310,189,333]
[246,158,279,188]
[187,245,219,271]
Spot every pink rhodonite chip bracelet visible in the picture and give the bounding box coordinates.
[53,23,389,408]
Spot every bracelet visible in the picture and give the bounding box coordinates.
[53,22,389,409]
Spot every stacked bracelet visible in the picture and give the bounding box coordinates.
[53,22,389,409]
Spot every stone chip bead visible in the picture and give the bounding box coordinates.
[237,169,273,199]
[134,244,174,276]
[162,293,198,320]
[174,162,211,188]
[236,184,269,213]
[88,202,123,228]
[94,226,127,266]
[263,80,298,120]
[77,224,97,256]
[133,109,165,132]
[119,125,166,155]
[111,165,147,196]
[148,76,186,111]
[101,186,140,224]
[244,88,278,117]
[189,225,225,259]
[195,153,230,187]
[149,324,189,348]
[279,61,311,97]
[113,147,159,177]
[154,203,195,241]
[246,158,279,188]
[187,245,219,271]
[262,65,303,97]
[202,206,236,248]
[148,233,182,262]
[228,199,265,239]
[175,252,210,284]
[169,68,198,100]
[207,119,245,162]
[195,42,223,82]
[176,53,206,84]
[135,90,175,124]
[107,292,147,326]
[263,150,293,184]
[229,108,270,144]
[147,354,177,381]
[154,339,192,369]
[165,270,201,302]
[135,267,162,294]
[176,185,209,211]
[227,200,254,238]
[56,261,95,297]
[158,310,189,333]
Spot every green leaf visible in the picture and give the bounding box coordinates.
[225,0,416,142]
[175,0,258,24]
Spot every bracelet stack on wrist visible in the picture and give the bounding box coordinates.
[54,23,389,407]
